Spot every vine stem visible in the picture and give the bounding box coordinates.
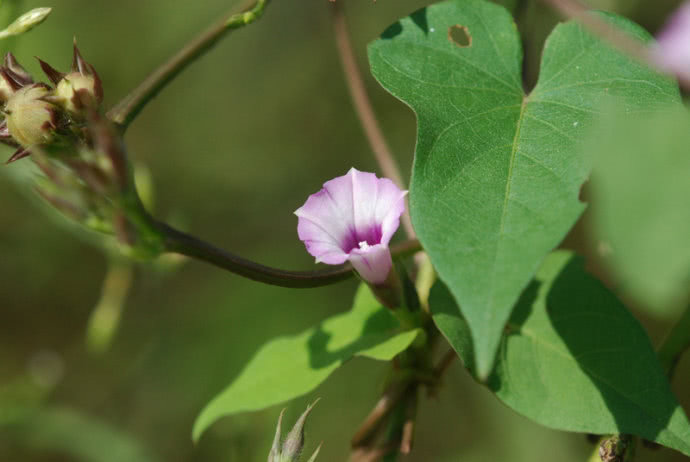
[536,0,690,89]
[106,0,270,130]
[331,3,416,239]
[158,219,421,288]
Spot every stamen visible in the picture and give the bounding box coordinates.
[358,241,370,251]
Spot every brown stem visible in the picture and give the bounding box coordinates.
[433,349,458,379]
[399,388,418,454]
[331,2,416,238]
[348,444,396,462]
[107,0,269,129]
[351,384,408,447]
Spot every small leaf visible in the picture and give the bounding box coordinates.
[430,251,690,456]
[589,106,690,315]
[369,0,680,379]
[193,285,421,441]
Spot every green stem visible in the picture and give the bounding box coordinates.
[158,219,421,288]
[657,303,690,378]
[106,0,271,130]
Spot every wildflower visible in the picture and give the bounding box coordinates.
[654,1,690,80]
[295,168,407,285]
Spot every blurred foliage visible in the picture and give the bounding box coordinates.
[0,0,689,461]
[590,106,690,317]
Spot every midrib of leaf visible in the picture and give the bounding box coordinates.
[505,321,690,449]
[486,96,528,317]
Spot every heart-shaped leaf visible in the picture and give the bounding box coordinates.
[430,251,690,456]
[193,284,421,441]
[369,0,680,379]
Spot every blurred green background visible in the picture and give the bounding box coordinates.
[0,0,688,460]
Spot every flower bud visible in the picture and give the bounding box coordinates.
[266,401,321,462]
[5,84,59,147]
[0,53,34,102]
[41,43,103,115]
[0,7,52,39]
[280,400,318,461]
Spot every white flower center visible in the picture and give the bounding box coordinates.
[358,241,370,251]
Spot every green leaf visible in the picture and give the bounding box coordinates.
[590,107,690,315]
[368,0,680,379]
[193,284,421,441]
[430,251,690,456]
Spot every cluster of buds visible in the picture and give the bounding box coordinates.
[267,401,321,462]
[0,43,103,162]
[0,44,163,258]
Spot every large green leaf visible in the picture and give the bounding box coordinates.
[430,251,690,456]
[369,0,680,379]
[590,107,690,315]
[193,284,421,441]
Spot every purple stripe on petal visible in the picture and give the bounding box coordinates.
[296,168,407,283]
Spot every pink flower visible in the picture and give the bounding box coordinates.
[295,168,407,285]
[654,1,690,79]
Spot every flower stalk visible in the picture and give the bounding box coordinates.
[159,219,420,288]
[106,0,271,130]
[331,3,415,239]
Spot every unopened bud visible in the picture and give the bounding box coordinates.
[54,72,102,113]
[266,401,320,462]
[281,400,319,461]
[0,8,52,39]
[44,42,103,115]
[5,84,59,147]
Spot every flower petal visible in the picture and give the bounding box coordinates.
[295,168,407,267]
[654,1,690,78]
[295,187,352,255]
[374,178,408,245]
[348,243,393,285]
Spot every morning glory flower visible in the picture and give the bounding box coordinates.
[654,1,690,79]
[295,168,407,285]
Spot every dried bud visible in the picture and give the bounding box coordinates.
[46,43,103,115]
[5,84,59,147]
[598,435,634,462]
[0,7,52,39]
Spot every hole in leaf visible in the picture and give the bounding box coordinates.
[448,25,472,48]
